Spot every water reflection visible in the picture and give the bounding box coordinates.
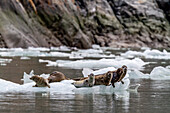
[0,91,132,113]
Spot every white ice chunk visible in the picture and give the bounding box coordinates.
[77,49,103,54]
[82,68,93,77]
[166,65,170,69]
[121,49,170,59]
[0,79,20,92]
[150,66,170,80]
[22,70,50,84]
[57,58,146,70]
[92,44,101,49]
[50,52,70,57]
[128,70,149,79]
[0,58,12,66]
[39,59,58,66]
[50,46,74,52]
[20,57,30,60]
[28,47,50,51]
[22,70,35,84]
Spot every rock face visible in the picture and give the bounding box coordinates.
[0,0,169,48]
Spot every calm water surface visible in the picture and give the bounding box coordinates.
[0,49,169,113]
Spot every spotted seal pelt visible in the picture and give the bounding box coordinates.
[93,71,113,86]
[73,71,113,86]
[48,71,70,83]
[72,73,95,88]
[30,75,50,88]
[111,65,127,87]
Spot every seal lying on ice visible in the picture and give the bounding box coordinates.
[48,71,70,83]
[73,65,127,88]
[73,71,113,86]
[30,75,50,88]
[72,73,95,88]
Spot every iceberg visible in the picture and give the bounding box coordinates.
[128,70,150,79]
[0,66,134,94]
[0,58,12,66]
[56,58,146,70]
[149,66,170,80]
[121,49,170,59]
[127,66,170,80]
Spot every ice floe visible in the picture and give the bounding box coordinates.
[69,51,115,59]
[149,66,170,80]
[0,46,169,61]
[0,46,114,59]
[0,66,133,94]
[47,58,146,70]
[128,66,170,80]
[128,70,149,79]
[121,49,170,59]
[0,58,12,66]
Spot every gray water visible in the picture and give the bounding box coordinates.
[0,49,170,113]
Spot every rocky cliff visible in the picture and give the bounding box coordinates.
[0,0,169,48]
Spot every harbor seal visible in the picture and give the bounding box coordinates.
[72,73,95,88]
[72,65,127,87]
[73,71,113,86]
[94,71,113,86]
[111,65,127,87]
[30,75,50,88]
[48,71,70,83]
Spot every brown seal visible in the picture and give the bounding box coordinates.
[48,71,70,83]
[72,73,95,88]
[111,65,127,87]
[72,65,127,88]
[73,71,113,86]
[93,71,113,86]
[30,75,50,88]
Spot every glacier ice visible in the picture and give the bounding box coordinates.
[55,58,147,70]
[121,49,170,59]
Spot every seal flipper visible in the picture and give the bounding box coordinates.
[47,84,50,88]
[112,83,115,88]
[33,84,38,87]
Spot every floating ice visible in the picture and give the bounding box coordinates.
[21,70,35,84]
[0,65,133,94]
[69,51,115,59]
[85,67,117,76]
[50,52,70,57]
[21,70,50,84]
[0,58,12,66]
[149,66,170,80]
[39,59,58,66]
[0,46,115,59]
[166,65,170,69]
[82,68,93,77]
[121,49,170,59]
[20,57,30,60]
[50,46,76,52]
[69,44,115,59]
[56,58,146,70]
[28,47,50,51]
[128,70,149,79]
[127,66,170,80]
[81,67,130,92]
